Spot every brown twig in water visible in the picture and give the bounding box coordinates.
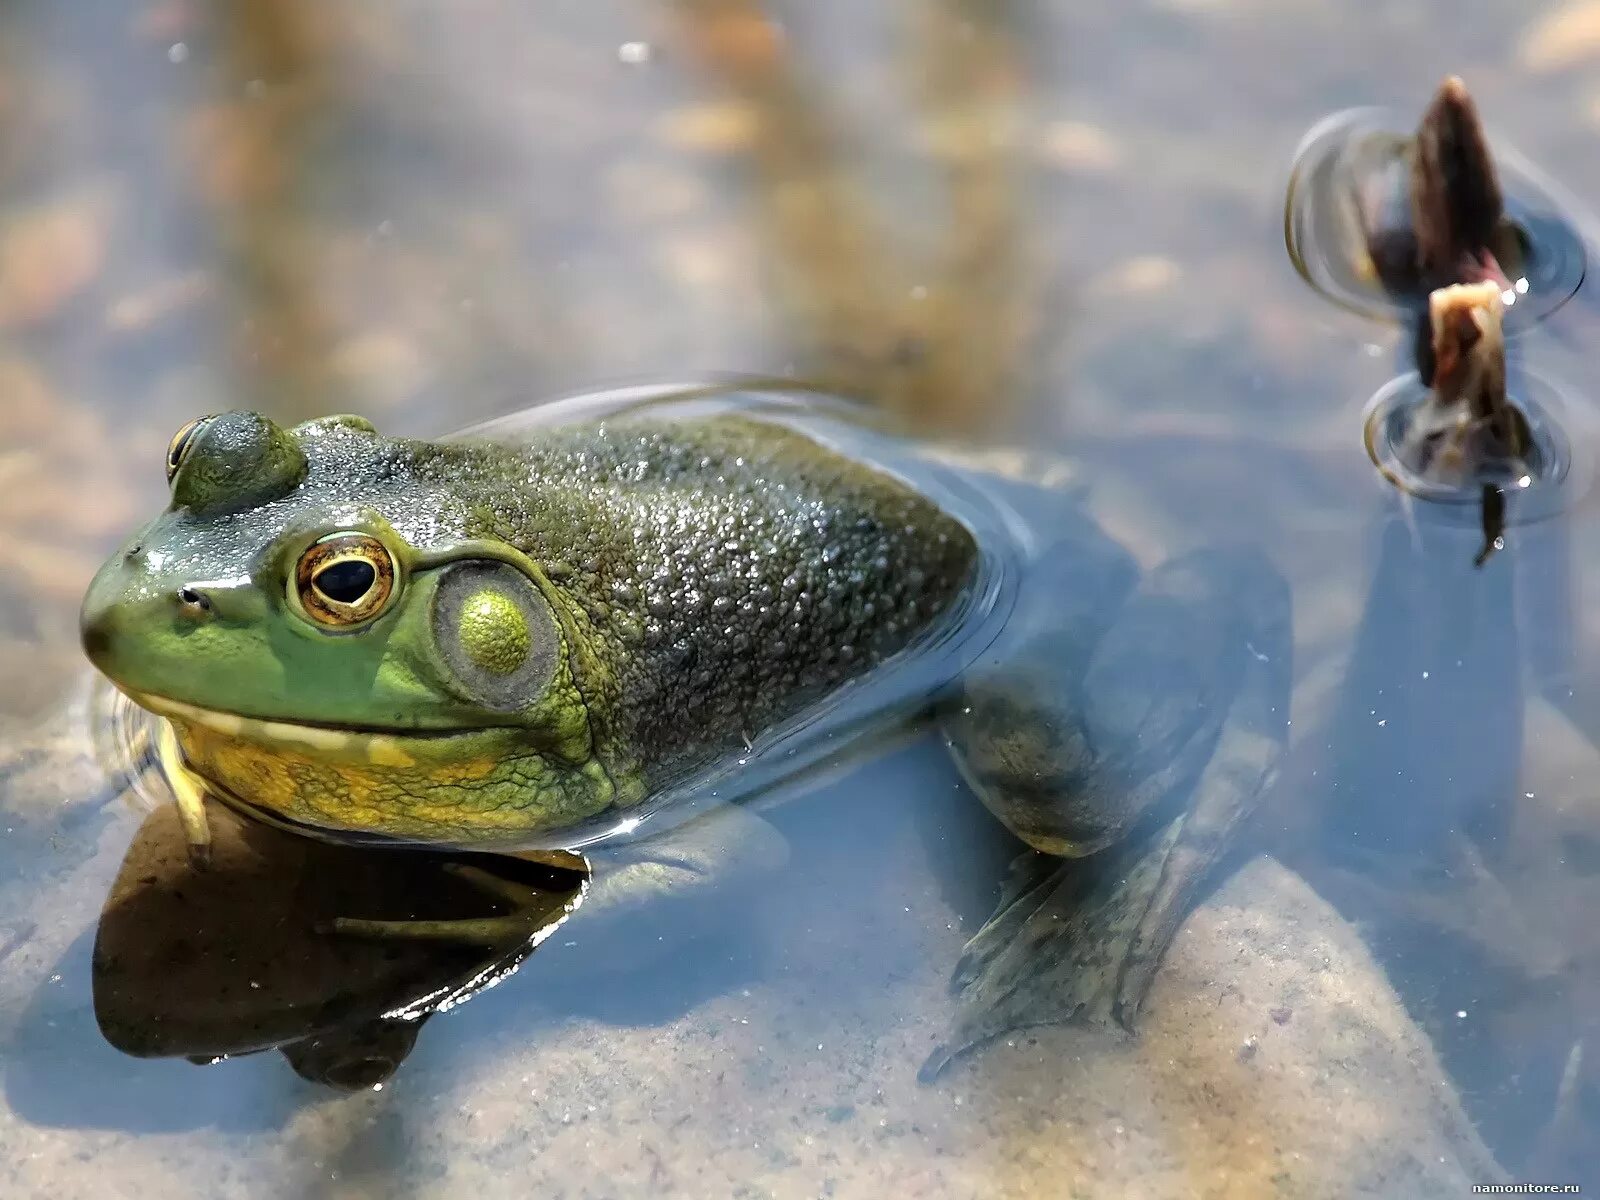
[1412,76,1507,291]
[1429,281,1508,430]
[1410,281,1527,567]
[1387,79,1532,568]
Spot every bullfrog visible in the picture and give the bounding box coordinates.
[80,382,1291,1073]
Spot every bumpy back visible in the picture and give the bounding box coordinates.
[433,413,979,794]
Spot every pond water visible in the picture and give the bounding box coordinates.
[3,1,1600,1196]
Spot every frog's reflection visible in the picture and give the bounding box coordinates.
[92,799,584,1090]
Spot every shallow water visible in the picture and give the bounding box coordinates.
[4,1,1600,1196]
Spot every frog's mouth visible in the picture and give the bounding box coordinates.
[123,688,487,768]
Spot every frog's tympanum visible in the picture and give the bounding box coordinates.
[82,384,1290,1075]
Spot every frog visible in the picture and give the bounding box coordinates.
[79,382,1291,1075]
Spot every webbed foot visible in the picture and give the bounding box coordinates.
[921,820,1179,1081]
[925,545,1291,1080]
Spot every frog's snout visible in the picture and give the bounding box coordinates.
[80,558,143,677]
[80,549,219,683]
[80,619,112,664]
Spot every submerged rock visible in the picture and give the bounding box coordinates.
[308,855,1502,1200]
[922,856,1506,1198]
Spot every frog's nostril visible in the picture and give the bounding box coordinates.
[176,587,213,615]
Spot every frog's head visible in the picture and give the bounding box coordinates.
[81,411,615,848]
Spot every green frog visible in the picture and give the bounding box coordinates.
[80,383,1290,1073]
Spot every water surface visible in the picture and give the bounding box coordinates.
[3,1,1600,1195]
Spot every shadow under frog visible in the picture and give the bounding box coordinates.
[91,798,581,1094]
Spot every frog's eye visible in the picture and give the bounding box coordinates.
[431,561,559,711]
[166,415,215,483]
[294,533,397,627]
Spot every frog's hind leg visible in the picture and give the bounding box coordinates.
[924,545,1291,1080]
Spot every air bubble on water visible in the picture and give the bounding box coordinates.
[168,42,189,64]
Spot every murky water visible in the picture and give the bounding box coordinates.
[4,1,1600,1196]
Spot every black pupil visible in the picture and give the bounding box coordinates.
[316,560,377,604]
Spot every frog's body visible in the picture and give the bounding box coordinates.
[82,385,1291,1074]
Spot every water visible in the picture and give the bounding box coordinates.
[3,1,1600,1195]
